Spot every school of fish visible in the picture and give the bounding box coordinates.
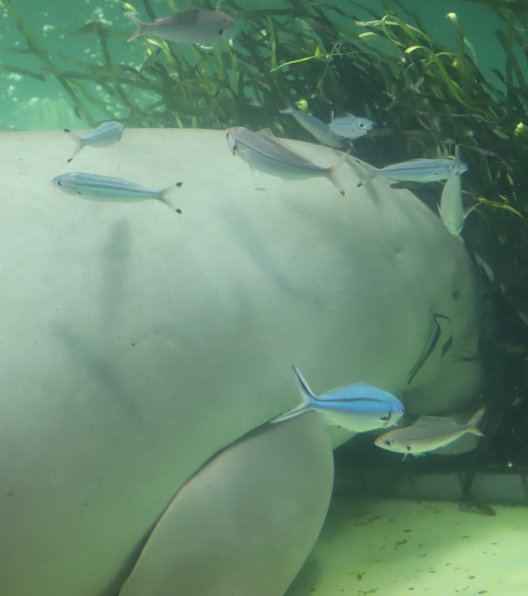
[49,6,485,457]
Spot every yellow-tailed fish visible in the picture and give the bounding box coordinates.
[52,171,183,211]
[280,108,344,149]
[226,126,346,196]
[125,10,234,45]
[374,406,486,457]
[65,121,124,163]
[329,113,375,140]
[359,157,468,187]
[270,365,404,432]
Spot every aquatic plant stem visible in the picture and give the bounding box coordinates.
[0,0,94,124]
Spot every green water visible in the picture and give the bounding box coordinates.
[0,1,512,130]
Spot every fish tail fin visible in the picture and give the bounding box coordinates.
[292,365,316,402]
[158,181,183,211]
[269,365,314,425]
[329,153,348,196]
[463,202,481,223]
[357,162,376,188]
[64,129,82,163]
[124,12,146,42]
[465,406,486,436]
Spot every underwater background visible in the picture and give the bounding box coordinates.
[1,0,528,593]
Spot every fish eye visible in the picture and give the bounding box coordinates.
[57,180,62,186]
[383,439,393,446]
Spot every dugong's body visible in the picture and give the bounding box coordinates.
[0,129,479,595]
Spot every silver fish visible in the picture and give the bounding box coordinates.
[374,407,486,457]
[270,366,404,432]
[65,121,124,163]
[125,10,235,45]
[439,172,464,235]
[438,172,479,236]
[226,126,346,195]
[329,113,375,140]
[360,157,468,186]
[280,108,343,148]
[52,171,182,210]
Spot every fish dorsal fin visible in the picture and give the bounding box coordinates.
[415,414,443,423]
[256,127,277,140]
[413,414,454,427]
[255,128,291,151]
[254,128,317,165]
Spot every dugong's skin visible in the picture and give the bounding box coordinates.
[0,129,480,595]
[121,415,333,596]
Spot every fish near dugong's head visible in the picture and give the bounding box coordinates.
[271,366,405,433]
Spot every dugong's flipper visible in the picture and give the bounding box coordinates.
[120,414,333,596]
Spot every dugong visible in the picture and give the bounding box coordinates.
[0,129,480,595]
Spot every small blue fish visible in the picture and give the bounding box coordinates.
[270,366,404,432]
[65,121,124,163]
[329,113,375,140]
[125,10,234,45]
[360,157,468,186]
[280,108,343,148]
[226,126,346,195]
[52,171,182,210]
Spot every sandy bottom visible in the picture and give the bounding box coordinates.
[287,497,527,595]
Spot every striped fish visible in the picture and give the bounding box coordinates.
[359,157,468,186]
[65,121,124,163]
[329,113,375,140]
[270,366,404,432]
[226,126,346,195]
[125,10,234,45]
[52,171,182,210]
[280,108,344,148]
[374,407,486,457]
